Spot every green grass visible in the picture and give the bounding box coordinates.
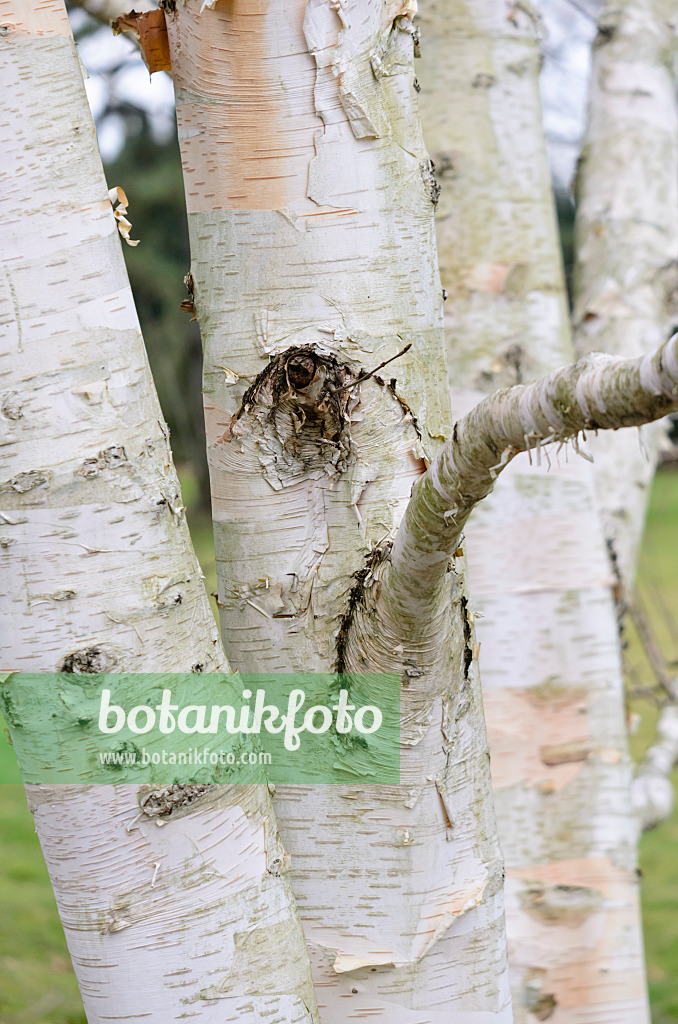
[0,786,86,1024]
[0,468,677,1021]
[628,469,678,1023]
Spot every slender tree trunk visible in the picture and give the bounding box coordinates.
[165,1,514,1020]
[417,3,651,1020]
[0,4,317,1021]
[572,0,678,593]
[634,690,678,830]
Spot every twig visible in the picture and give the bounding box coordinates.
[629,599,675,697]
[330,343,412,394]
[649,580,678,660]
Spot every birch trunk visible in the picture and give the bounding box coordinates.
[165,1,513,1019]
[0,4,317,1021]
[572,0,678,593]
[417,3,650,1020]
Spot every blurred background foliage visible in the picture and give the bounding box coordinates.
[69,2,211,509]
[1,2,677,1022]
[107,127,211,510]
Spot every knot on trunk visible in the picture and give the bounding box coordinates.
[286,353,317,390]
[233,346,361,481]
[60,646,118,673]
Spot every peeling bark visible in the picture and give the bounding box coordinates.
[166,1,513,1019]
[0,4,317,1021]
[112,8,171,74]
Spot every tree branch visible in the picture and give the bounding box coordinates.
[383,331,678,626]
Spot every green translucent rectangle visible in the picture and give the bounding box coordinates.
[0,673,400,785]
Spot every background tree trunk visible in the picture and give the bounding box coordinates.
[572,0,678,594]
[417,1,652,1019]
[0,4,318,1021]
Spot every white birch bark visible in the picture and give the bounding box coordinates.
[572,0,678,593]
[0,4,317,1021]
[417,4,651,1020]
[419,0,569,389]
[165,1,513,1020]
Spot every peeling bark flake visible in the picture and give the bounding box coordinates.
[111,10,171,75]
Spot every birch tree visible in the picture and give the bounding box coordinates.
[4,0,678,1021]
[0,4,318,1022]
[572,0,678,593]
[417,0,677,1019]
[164,2,515,1019]
[573,0,678,868]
